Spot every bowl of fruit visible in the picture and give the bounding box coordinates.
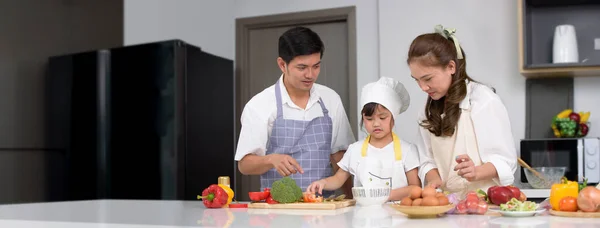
[551,109,590,138]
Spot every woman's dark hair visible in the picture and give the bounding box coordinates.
[278,26,325,64]
[407,33,476,137]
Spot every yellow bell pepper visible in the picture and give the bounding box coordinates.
[549,177,579,211]
[218,184,234,206]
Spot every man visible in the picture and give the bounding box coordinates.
[235,26,355,197]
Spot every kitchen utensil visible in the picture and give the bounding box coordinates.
[553,24,579,63]
[518,158,547,181]
[352,187,391,207]
[523,167,567,189]
[247,199,356,210]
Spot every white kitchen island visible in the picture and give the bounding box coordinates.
[0,200,597,227]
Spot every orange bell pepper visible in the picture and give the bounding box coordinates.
[550,177,579,211]
[218,184,234,206]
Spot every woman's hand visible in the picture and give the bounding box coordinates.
[307,179,328,195]
[454,154,478,181]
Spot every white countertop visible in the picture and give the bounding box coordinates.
[0,200,597,227]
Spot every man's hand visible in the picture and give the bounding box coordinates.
[268,154,304,177]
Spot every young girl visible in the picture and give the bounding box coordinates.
[306,77,421,201]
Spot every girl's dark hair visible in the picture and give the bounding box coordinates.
[360,103,395,131]
[407,33,476,137]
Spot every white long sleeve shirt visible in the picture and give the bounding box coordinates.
[416,81,518,186]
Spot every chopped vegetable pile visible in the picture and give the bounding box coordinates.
[500,198,537,211]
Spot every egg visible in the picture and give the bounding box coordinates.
[400,197,412,206]
[410,186,422,199]
[437,196,449,206]
[435,192,445,198]
[421,186,436,198]
[412,198,422,206]
[421,196,440,206]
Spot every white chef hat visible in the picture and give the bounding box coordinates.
[360,77,410,116]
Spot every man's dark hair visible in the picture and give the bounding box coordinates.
[278,26,324,64]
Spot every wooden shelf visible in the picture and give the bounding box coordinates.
[518,0,600,78]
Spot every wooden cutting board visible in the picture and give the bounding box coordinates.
[550,209,600,218]
[248,199,356,210]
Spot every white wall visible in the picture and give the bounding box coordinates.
[123,0,600,149]
[378,0,526,149]
[235,0,380,137]
[124,0,235,60]
[575,77,600,138]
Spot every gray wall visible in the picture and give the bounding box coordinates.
[526,78,574,139]
[0,0,123,204]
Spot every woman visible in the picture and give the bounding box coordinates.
[407,25,517,195]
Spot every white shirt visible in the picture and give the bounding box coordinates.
[416,81,518,186]
[337,138,420,189]
[234,76,356,160]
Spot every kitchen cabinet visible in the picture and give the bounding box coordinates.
[518,0,600,78]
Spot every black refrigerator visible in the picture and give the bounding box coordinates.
[45,40,234,201]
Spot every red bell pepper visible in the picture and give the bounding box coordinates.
[198,184,229,208]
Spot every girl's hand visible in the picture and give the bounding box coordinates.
[307,179,327,194]
[427,179,443,189]
[454,154,477,181]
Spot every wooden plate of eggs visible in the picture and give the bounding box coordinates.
[389,186,454,218]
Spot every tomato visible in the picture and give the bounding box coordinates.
[466,194,479,203]
[559,196,578,212]
[466,199,479,214]
[303,192,323,203]
[248,192,269,201]
[266,196,278,204]
[476,200,488,215]
[455,201,468,214]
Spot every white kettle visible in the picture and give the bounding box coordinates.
[553,24,579,63]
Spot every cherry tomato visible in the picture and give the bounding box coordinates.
[464,193,480,213]
[559,196,578,212]
[456,200,468,214]
[303,192,323,203]
[466,194,479,203]
[248,192,269,201]
[476,200,488,215]
[266,196,278,204]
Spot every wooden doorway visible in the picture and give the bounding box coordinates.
[234,7,357,200]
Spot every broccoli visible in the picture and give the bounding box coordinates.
[270,177,303,203]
